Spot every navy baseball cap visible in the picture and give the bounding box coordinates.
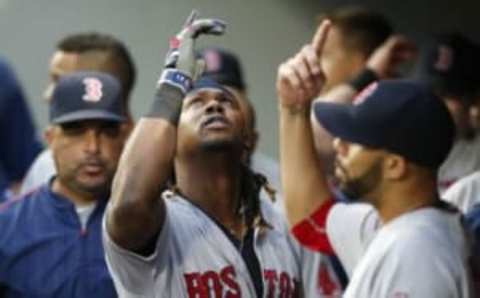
[49,71,127,124]
[412,33,480,100]
[197,47,246,91]
[314,80,455,169]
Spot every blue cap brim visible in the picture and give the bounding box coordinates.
[313,101,382,148]
[51,110,127,124]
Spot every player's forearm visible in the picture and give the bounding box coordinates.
[279,104,332,227]
[107,118,174,252]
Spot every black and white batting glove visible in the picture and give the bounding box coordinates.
[149,10,226,124]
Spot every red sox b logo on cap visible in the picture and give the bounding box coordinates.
[353,81,378,105]
[82,77,103,102]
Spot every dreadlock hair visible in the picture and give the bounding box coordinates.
[237,163,276,229]
[167,162,276,229]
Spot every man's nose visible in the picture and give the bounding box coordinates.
[83,129,101,154]
[205,99,224,113]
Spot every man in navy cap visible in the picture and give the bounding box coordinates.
[277,20,473,297]
[412,33,480,194]
[20,32,136,195]
[0,71,128,297]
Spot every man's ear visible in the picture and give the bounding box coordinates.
[384,154,407,180]
[44,125,55,147]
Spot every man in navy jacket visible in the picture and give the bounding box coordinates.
[0,71,129,297]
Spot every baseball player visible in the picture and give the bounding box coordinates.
[277,19,474,297]
[103,12,339,298]
[197,47,344,296]
[0,72,129,297]
[20,32,136,195]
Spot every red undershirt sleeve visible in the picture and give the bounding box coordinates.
[291,199,336,255]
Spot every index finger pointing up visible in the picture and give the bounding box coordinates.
[311,19,331,55]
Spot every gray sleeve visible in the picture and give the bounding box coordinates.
[102,205,170,297]
[326,203,379,276]
[369,241,470,298]
[20,149,56,194]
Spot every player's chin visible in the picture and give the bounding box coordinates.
[199,137,241,152]
[76,175,111,193]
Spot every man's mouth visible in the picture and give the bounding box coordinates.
[80,161,105,175]
[202,115,229,129]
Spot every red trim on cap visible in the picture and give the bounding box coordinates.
[291,199,335,255]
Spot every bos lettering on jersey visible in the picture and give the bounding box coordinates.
[184,266,298,298]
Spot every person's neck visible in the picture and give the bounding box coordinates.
[51,178,100,207]
[375,178,439,224]
[175,152,246,238]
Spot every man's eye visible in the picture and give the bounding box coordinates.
[188,97,203,107]
[220,95,235,106]
[101,123,121,137]
[61,123,85,135]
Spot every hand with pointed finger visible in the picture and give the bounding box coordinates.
[277,20,331,110]
[149,10,226,124]
[366,35,417,79]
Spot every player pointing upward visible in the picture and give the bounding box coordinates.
[278,20,474,297]
[103,12,320,297]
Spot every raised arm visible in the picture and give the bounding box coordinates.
[277,20,335,227]
[105,12,226,253]
[311,35,416,164]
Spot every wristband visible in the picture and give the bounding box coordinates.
[158,68,193,94]
[146,69,194,125]
[348,68,378,92]
[147,82,185,125]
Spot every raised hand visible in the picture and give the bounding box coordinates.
[151,10,226,124]
[276,20,331,109]
[162,10,226,93]
[366,34,416,79]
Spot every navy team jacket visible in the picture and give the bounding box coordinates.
[0,183,116,297]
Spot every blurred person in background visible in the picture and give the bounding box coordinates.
[319,6,393,93]
[20,32,136,194]
[0,57,42,201]
[411,33,480,195]
[311,6,409,179]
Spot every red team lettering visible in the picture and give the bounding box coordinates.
[184,267,297,298]
[184,266,241,298]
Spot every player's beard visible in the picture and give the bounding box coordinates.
[200,136,244,155]
[336,158,383,201]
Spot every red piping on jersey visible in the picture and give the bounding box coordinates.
[291,199,335,255]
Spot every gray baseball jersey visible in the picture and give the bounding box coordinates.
[322,202,473,297]
[103,191,341,297]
